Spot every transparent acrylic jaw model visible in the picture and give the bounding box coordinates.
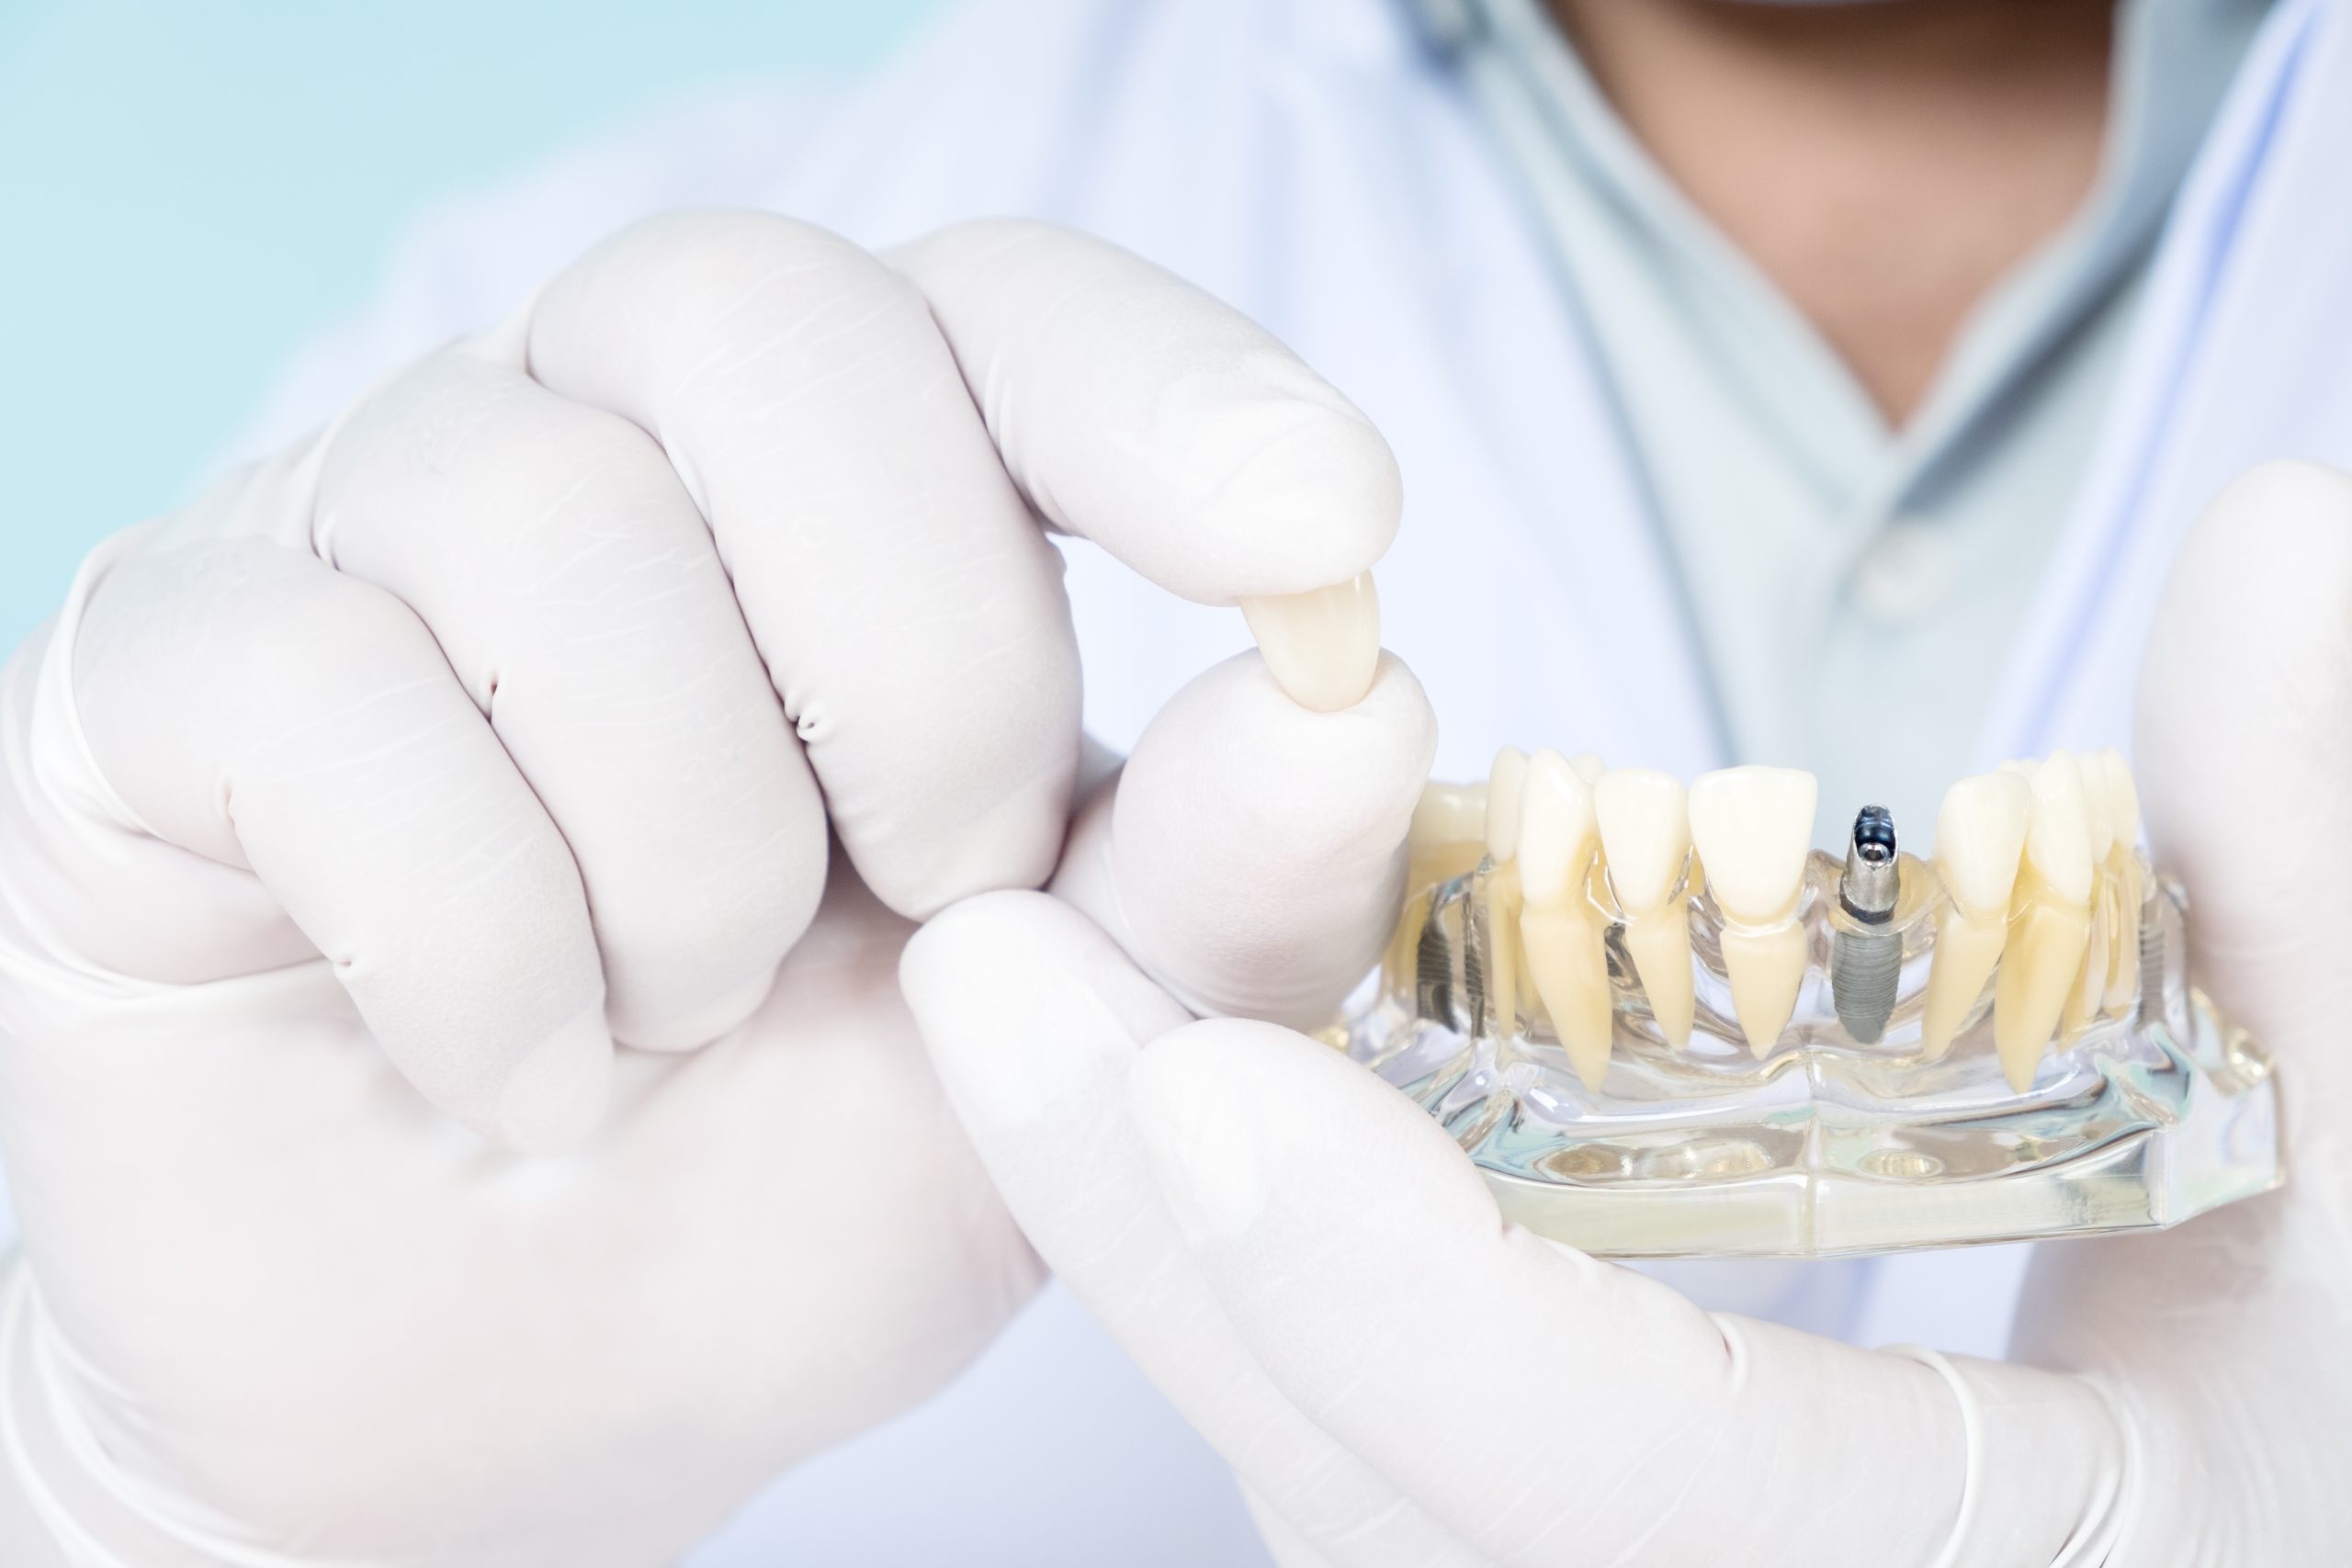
[1340,835,2283,1260]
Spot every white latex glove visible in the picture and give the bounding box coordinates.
[0,212,1419,1565]
[905,460,2352,1567]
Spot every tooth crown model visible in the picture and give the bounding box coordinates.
[1348,749,2282,1259]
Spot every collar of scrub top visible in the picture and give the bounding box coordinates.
[1396,0,2272,759]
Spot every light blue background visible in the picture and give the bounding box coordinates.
[0,0,941,654]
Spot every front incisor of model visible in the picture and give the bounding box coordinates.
[1595,768,1695,1047]
[1238,571,1381,711]
[1920,770,2032,1059]
[1688,766,1817,1055]
[1994,751,2098,1089]
[1516,751,1614,1088]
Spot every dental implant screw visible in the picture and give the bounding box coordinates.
[1832,805,1903,1044]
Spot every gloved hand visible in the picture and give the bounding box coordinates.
[0,211,1429,1565]
[905,460,2352,1567]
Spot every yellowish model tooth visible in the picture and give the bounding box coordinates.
[1919,770,2031,1059]
[2060,876,2112,1041]
[1515,751,1614,1088]
[1688,765,1817,1055]
[1522,897,1613,1089]
[1567,751,1605,784]
[1620,908,1695,1046]
[1596,768,1695,1047]
[1238,571,1380,712]
[1995,896,2092,1089]
[1922,918,2007,1061]
[2096,750,2145,1015]
[1992,753,2097,1090]
[1388,780,1487,987]
[1486,746,1530,864]
[1411,780,1487,854]
[1717,923,1810,1057]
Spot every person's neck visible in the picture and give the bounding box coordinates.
[1549,0,2115,425]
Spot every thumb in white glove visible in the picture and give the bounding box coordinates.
[906,460,2352,1567]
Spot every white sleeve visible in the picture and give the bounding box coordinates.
[222,79,848,460]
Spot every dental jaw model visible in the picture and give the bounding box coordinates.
[1347,749,2281,1258]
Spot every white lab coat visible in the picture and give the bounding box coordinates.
[228,0,2352,1560]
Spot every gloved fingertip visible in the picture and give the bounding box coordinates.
[612,966,777,1054]
[869,748,1078,921]
[495,1004,615,1155]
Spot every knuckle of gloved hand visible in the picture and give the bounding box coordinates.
[547,207,914,366]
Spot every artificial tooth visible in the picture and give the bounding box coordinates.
[1568,751,1605,784]
[1992,752,2096,1090]
[1516,752,1614,1088]
[2075,751,2118,864]
[1239,571,1381,712]
[1516,752,1597,905]
[1688,766,1817,1054]
[1486,745,1530,864]
[1595,768,1695,1047]
[1482,858,1522,1038]
[1918,770,2030,1059]
[1388,781,1487,987]
[2095,749,2146,1015]
[2061,751,2133,1035]
[1411,780,1487,853]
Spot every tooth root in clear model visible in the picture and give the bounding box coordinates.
[1992,752,2097,1090]
[2096,749,2145,1014]
[2061,752,2123,1039]
[1516,750,1613,1088]
[1476,747,1532,1036]
[1482,860,1522,1037]
[1390,780,1488,986]
[1688,765,1817,1055]
[1595,767,1695,1048]
[1919,770,2031,1059]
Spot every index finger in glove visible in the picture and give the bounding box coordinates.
[527,210,1081,921]
[893,220,1399,711]
[1130,1026,2132,1568]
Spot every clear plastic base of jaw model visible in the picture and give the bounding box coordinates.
[1338,755,2283,1260]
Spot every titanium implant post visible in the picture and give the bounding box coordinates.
[1832,805,1902,1043]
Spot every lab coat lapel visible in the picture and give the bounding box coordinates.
[1983,0,2352,764]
